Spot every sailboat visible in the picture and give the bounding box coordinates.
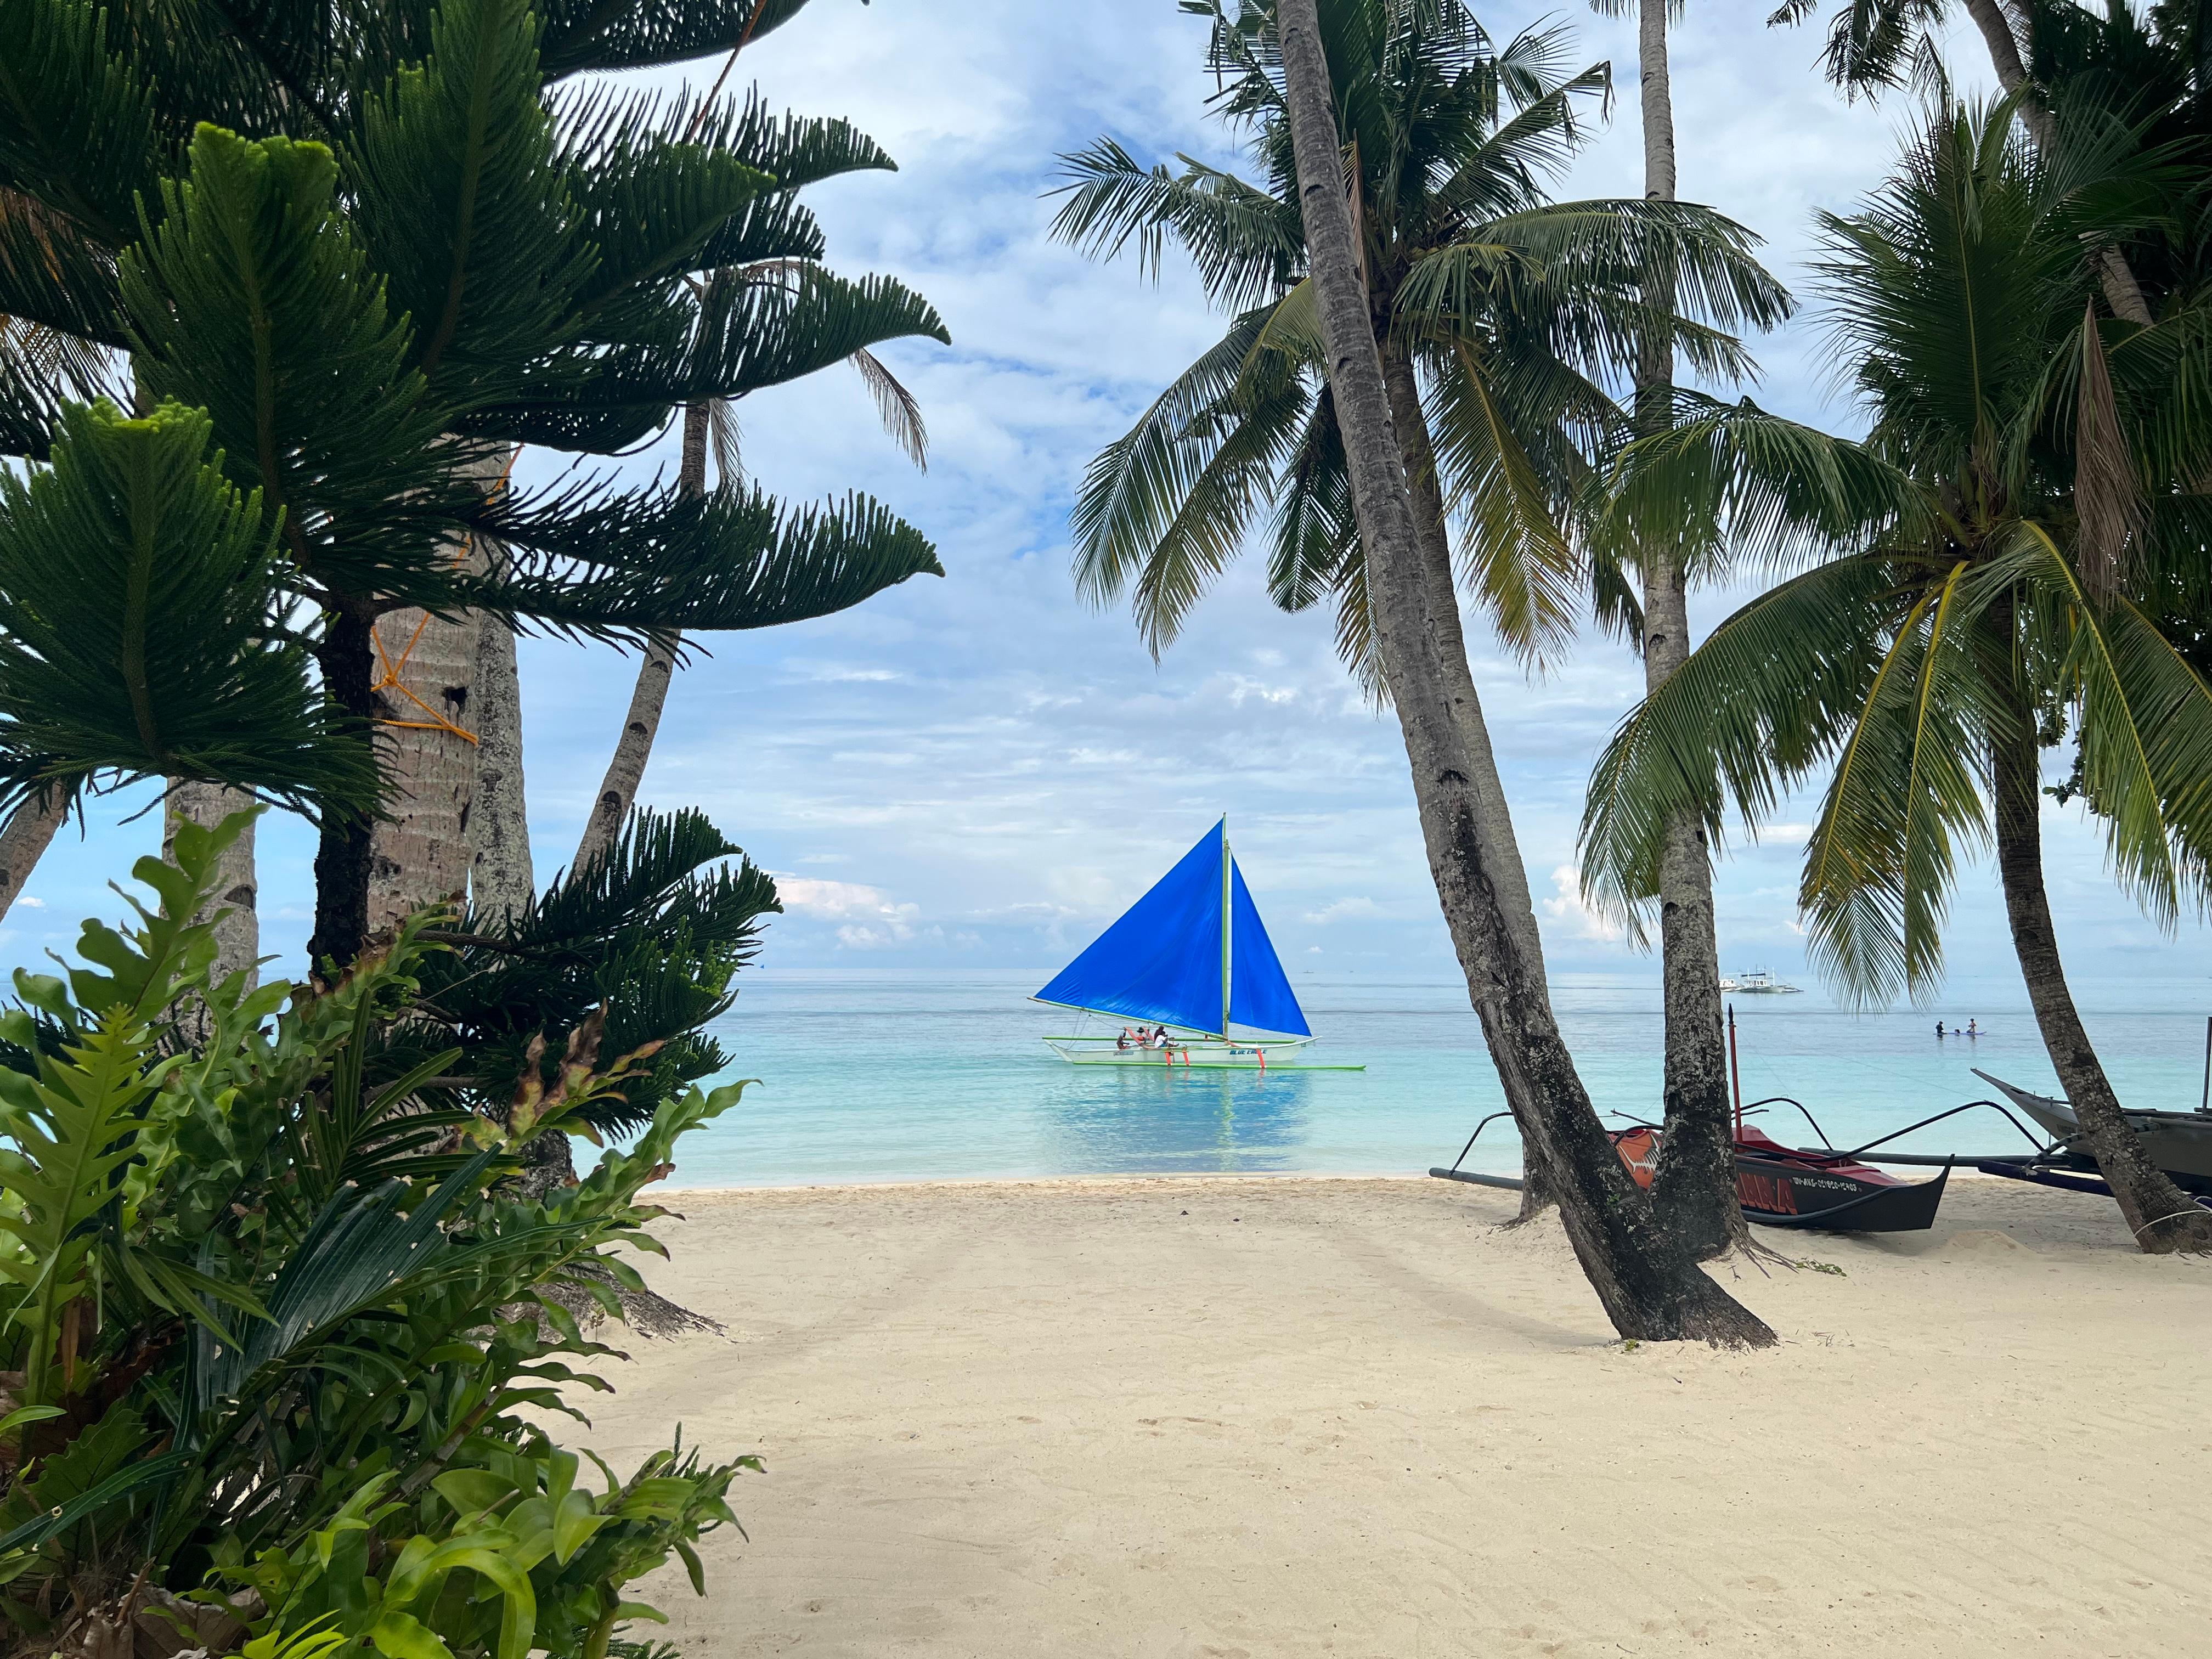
[1033,819,1352,1069]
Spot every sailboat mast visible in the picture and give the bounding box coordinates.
[1218,814,1232,1040]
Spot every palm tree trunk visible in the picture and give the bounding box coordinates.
[1630,0,1747,1259]
[1377,340,1560,1221]
[0,792,69,926]
[1276,0,1773,1343]
[163,782,259,987]
[1990,715,2212,1252]
[575,633,677,873]
[470,551,535,922]
[1961,0,2153,324]
[573,402,703,873]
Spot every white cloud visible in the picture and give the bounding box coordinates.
[1540,866,1626,946]
[836,904,925,950]
[1305,896,1381,926]
[772,877,894,917]
[15,896,42,909]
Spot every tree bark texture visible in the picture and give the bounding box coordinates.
[1637,0,1677,203]
[470,557,536,922]
[1990,716,2212,1252]
[368,591,490,935]
[573,401,706,874]
[309,609,380,975]
[364,449,513,935]
[1631,0,1747,1259]
[1378,338,1561,1207]
[574,633,676,874]
[163,781,259,988]
[0,792,68,927]
[1961,0,2153,325]
[1275,0,1773,1344]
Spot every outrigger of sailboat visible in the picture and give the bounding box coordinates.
[1032,818,1361,1070]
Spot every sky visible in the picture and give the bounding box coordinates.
[12,0,2212,1006]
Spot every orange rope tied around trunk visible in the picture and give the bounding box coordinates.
[368,449,520,743]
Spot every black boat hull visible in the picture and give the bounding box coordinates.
[1976,1070,2212,1193]
[1734,1155,1950,1232]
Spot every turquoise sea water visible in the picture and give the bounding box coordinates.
[663,969,2212,1188]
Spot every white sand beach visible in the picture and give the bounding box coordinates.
[582,1176,2211,1657]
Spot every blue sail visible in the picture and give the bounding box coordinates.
[1228,863,1310,1037]
[1034,821,1310,1037]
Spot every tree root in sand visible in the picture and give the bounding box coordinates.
[540,1265,725,1340]
[1705,1235,1808,1276]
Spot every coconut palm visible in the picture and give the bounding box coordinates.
[1081,0,1777,1342]
[1583,0,1750,1256]
[1768,0,2160,322]
[1056,2,1786,1244]
[1054,9,1786,681]
[1580,95,2212,1252]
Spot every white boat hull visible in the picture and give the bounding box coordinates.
[1043,1035,1318,1069]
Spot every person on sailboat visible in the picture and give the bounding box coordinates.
[1116,1028,1133,1051]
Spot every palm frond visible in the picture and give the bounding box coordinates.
[1579,556,1913,936]
[1047,139,1301,312]
[1797,558,1995,1004]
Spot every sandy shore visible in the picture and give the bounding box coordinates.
[576,1175,2210,1656]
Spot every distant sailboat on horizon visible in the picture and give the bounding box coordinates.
[1032,819,1359,1070]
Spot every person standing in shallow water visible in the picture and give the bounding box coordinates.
[1936,1021,1945,1038]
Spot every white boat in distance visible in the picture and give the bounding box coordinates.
[1032,819,1361,1070]
[1719,968,1802,995]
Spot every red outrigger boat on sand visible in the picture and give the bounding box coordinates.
[1427,1007,1952,1232]
[1429,1116,1951,1233]
[1607,1121,1950,1232]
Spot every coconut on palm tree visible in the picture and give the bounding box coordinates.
[1581,94,2212,1253]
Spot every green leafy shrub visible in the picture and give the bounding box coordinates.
[0,815,764,1657]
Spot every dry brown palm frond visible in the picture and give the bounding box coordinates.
[2073,300,2142,602]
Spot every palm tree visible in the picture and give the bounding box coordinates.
[1581,96,2212,1253]
[1768,0,2158,321]
[1107,0,1774,1343]
[1583,0,1747,1255]
[1057,3,1786,1235]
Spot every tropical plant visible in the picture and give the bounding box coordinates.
[1149,0,1770,1342]
[0,814,771,1654]
[1580,94,2212,1252]
[0,0,948,964]
[1053,4,1786,678]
